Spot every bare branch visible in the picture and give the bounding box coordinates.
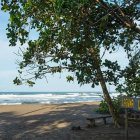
[101,48,106,59]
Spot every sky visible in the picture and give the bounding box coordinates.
[0,9,129,92]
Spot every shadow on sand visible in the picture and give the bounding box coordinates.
[0,103,140,140]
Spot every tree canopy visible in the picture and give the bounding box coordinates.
[1,0,140,87]
[1,0,140,125]
[116,51,140,97]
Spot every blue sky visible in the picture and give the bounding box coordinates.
[0,9,129,92]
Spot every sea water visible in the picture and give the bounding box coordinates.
[0,92,120,105]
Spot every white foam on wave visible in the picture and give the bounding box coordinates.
[0,103,22,105]
[0,92,121,105]
[110,93,126,98]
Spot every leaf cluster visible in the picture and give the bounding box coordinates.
[1,0,140,89]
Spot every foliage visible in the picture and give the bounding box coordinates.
[66,75,74,82]
[116,56,140,97]
[1,0,140,88]
[93,95,124,114]
[93,100,109,113]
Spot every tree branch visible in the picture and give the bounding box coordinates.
[96,0,140,34]
[114,0,132,25]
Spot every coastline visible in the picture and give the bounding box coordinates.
[0,101,101,116]
[0,100,101,105]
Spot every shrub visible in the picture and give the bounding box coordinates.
[93,95,124,114]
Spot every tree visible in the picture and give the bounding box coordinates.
[116,51,140,97]
[1,0,140,127]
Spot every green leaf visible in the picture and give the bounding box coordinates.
[67,21,71,29]
[9,17,13,22]
[4,9,7,12]
[66,75,74,82]
[99,21,107,28]
[78,3,82,9]
[28,0,32,6]
[102,15,108,20]
[18,70,22,74]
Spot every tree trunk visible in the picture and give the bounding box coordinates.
[90,46,121,126]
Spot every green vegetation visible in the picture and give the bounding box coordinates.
[116,60,140,98]
[1,0,140,126]
[93,95,124,114]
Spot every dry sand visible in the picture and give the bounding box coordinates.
[0,101,140,140]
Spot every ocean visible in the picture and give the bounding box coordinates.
[0,92,120,105]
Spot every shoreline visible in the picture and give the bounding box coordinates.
[0,101,101,117]
[0,100,101,106]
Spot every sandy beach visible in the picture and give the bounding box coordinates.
[0,101,140,140]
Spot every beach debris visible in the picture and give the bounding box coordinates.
[85,124,95,128]
[71,126,81,130]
